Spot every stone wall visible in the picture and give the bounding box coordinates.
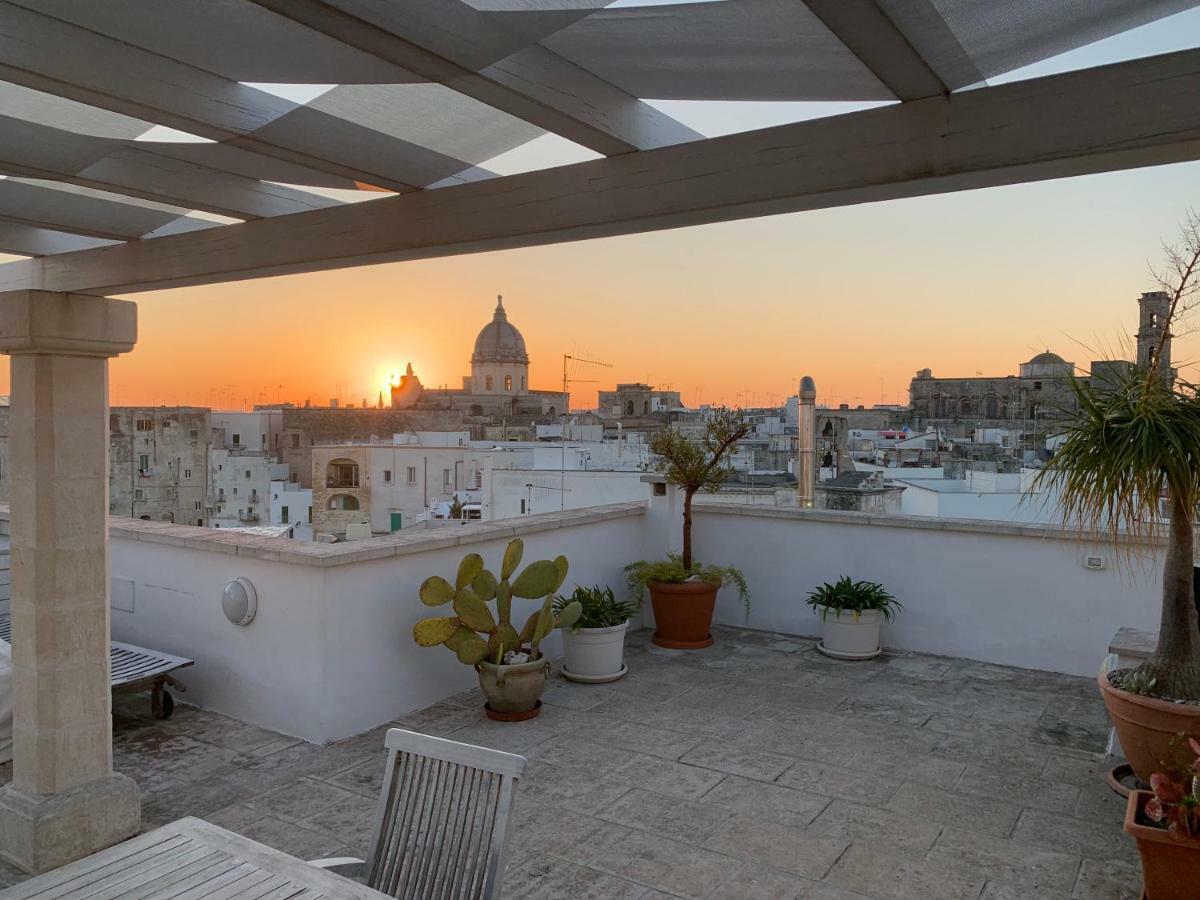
[109,407,211,526]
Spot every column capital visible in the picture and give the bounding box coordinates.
[0,290,135,358]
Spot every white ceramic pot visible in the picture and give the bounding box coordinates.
[816,607,883,660]
[561,622,629,683]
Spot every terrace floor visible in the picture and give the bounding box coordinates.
[0,627,1138,899]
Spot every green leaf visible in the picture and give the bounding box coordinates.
[510,559,560,598]
[471,568,498,603]
[453,588,496,633]
[412,616,460,647]
[456,553,485,590]
[501,539,524,581]
[418,575,455,607]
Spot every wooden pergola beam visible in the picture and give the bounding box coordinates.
[3,48,1200,296]
[802,0,948,99]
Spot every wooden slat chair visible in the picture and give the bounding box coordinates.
[312,728,526,900]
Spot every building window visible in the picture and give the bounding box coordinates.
[383,469,392,483]
[520,499,526,514]
[135,418,152,431]
[326,459,360,488]
[643,400,649,415]
[184,468,191,478]
[219,488,225,500]
[134,489,144,500]
[485,375,494,391]
[138,454,150,472]
[504,375,512,391]
[443,468,451,489]
[232,433,241,445]
[521,376,525,391]
[194,501,202,510]
[327,493,360,510]
[307,506,312,523]
[245,469,251,479]
[625,400,634,416]
[290,433,301,448]
[407,466,417,485]
[261,434,266,447]
[196,519,203,526]
[1033,381,1042,391]
[281,505,289,524]
[190,429,199,439]
[233,487,238,497]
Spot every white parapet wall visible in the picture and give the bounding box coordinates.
[101,503,649,744]
[691,501,1163,677]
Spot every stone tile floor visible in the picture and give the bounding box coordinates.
[0,627,1140,899]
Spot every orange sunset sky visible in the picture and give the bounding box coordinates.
[2,14,1199,413]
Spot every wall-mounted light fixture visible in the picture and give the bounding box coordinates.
[222,577,258,626]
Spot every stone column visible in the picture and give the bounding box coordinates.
[797,376,816,508]
[0,291,139,873]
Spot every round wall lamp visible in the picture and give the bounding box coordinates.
[222,577,258,626]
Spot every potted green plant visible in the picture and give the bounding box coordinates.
[806,576,902,659]
[1124,737,1200,899]
[626,408,753,649]
[412,538,580,720]
[1032,214,1200,780]
[553,585,639,683]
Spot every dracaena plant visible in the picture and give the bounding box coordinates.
[412,538,580,665]
[1144,737,1200,837]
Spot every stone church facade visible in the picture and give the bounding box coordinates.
[909,292,1172,432]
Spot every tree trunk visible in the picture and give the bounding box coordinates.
[1141,494,1200,700]
[682,489,695,571]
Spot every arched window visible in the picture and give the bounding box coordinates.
[468,404,483,416]
[625,400,634,416]
[959,397,972,416]
[985,396,999,418]
[327,494,360,510]
[485,375,494,391]
[504,375,513,391]
[547,407,556,417]
[934,395,947,417]
[326,458,359,488]
[643,400,650,414]
[521,376,526,391]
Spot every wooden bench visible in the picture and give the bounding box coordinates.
[0,613,193,719]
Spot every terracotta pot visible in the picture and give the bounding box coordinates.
[1098,672,1200,781]
[648,581,717,649]
[1125,790,1200,900]
[475,656,549,716]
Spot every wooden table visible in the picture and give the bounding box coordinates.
[0,817,389,899]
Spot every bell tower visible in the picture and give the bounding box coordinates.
[1136,290,1172,373]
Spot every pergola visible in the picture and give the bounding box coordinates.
[0,0,1197,873]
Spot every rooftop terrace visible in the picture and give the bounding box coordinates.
[0,626,1134,899]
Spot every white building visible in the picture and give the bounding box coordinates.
[269,479,314,536]
[208,448,288,528]
[895,468,1062,523]
[211,409,286,460]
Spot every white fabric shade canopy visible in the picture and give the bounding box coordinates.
[0,0,1195,271]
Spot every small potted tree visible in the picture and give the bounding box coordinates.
[1033,213,1200,780]
[626,409,752,649]
[806,576,902,659]
[412,538,580,720]
[1123,737,1200,899]
[553,585,639,682]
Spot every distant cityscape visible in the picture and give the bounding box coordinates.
[0,291,1168,540]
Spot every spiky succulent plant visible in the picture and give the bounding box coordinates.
[412,538,580,665]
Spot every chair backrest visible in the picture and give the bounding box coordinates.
[364,727,526,900]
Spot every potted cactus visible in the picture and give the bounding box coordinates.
[413,538,580,721]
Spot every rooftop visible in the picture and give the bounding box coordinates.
[0,626,1131,899]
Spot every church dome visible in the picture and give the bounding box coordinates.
[1026,350,1066,365]
[472,296,529,365]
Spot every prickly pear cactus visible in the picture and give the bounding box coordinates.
[411,538,578,666]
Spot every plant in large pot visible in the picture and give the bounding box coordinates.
[1123,736,1200,899]
[626,408,753,649]
[553,585,639,683]
[1032,213,1200,780]
[806,576,902,660]
[412,538,580,721]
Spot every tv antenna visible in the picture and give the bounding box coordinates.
[560,353,612,509]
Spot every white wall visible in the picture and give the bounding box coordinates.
[690,502,1161,677]
[487,469,647,520]
[105,504,649,743]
